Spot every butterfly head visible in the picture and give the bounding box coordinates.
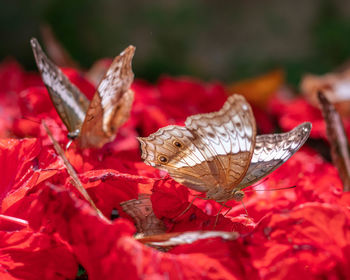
[232,189,245,201]
[67,129,80,140]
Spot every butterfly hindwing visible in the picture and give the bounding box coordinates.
[120,194,166,237]
[31,38,89,137]
[237,122,312,189]
[79,46,135,148]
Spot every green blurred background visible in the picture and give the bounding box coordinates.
[1,0,350,86]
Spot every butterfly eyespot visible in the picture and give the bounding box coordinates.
[173,141,183,148]
[158,155,168,163]
[235,122,241,128]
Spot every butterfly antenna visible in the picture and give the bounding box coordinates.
[173,195,199,222]
[246,185,296,192]
[42,121,109,223]
[243,177,270,191]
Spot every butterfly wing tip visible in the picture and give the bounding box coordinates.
[30,37,37,45]
[128,45,136,51]
[30,38,39,49]
[300,122,312,132]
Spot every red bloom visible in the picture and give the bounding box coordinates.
[0,215,77,280]
[247,203,350,279]
[0,138,64,217]
[28,184,259,280]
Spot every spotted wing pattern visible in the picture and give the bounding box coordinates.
[120,194,166,237]
[138,95,256,200]
[79,46,135,148]
[237,122,312,189]
[31,38,89,136]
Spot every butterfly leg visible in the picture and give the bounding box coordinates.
[241,200,249,216]
[213,203,225,230]
[213,202,232,229]
[222,204,232,217]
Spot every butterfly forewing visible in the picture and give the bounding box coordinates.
[237,122,312,189]
[185,94,256,190]
[79,45,135,148]
[139,95,257,199]
[31,38,89,137]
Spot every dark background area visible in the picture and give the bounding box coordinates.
[1,0,350,86]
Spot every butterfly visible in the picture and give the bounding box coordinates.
[30,38,135,148]
[138,94,311,203]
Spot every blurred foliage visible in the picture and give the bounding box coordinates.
[1,0,350,87]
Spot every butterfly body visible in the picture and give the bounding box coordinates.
[138,94,311,203]
[31,38,135,148]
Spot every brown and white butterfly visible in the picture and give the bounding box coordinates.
[138,94,311,203]
[31,38,135,148]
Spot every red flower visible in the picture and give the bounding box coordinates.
[0,214,77,280]
[0,138,64,217]
[247,202,350,279]
[28,184,259,280]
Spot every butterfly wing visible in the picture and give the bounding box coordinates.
[138,95,257,199]
[30,38,89,137]
[237,122,312,189]
[184,94,256,191]
[79,45,135,148]
[139,125,214,192]
[138,231,238,250]
[120,194,166,237]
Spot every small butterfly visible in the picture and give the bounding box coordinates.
[138,94,311,203]
[31,38,135,148]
